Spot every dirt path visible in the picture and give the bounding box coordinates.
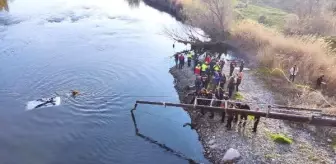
[170,62,335,164]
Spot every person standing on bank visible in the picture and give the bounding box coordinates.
[194,64,201,76]
[227,76,235,98]
[289,65,298,82]
[179,54,185,69]
[239,61,244,72]
[316,75,325,89]
[201,62,208,75]
[219,73,226,89]
[187,51,193,67]
[236,72,243,92]
[229,61,235,76]
[252,107,262,133]
[174,53,179,68]
[195,76,203,93]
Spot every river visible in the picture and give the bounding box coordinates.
[0,0,208,163]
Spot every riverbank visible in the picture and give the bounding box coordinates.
[170,63,335,163]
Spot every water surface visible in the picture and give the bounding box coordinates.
[0,0,207,163]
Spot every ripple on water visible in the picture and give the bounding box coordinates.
[24,63,124,114]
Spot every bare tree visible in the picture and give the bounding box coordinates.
[284,0,336,36]
[182,0,233,41]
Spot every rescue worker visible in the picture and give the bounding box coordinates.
[195,76,202,93]
[316,75,325,89]
[229,61,235,76]
[239,61,244,72]
[252,107,263,133]
[187,51,193,67]
[201,62,208,75]
[219,73,226,89]
[227,76,235,98]
[213,62,221,73]
[289,65,298,82]
[236,72,243,92]
[239,103,250,127]
[194,64,201,76]
[179,54,185,69]
[174,53,179,68]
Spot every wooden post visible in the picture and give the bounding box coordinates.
[135,100,336,127]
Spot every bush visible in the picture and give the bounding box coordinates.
[270,133,293,144]
[231,20,336,96]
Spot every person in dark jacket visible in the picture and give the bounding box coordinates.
[174,53,179,68]
[233,103,241,123]
[219,73,226,89]
[221,94,229,123]
[212,72,221,90]
[229,61,235,76]
[226,104,234,130]
[239,103,250,127]
[316,75,325,89]
[195,76,202,93]
[179,54,185,69]
[227,76,235,98]
[252,107,262,133]
[219,59,225,72]
[207,90,214,119]
[201,75,209,89]
[239,61,244,72]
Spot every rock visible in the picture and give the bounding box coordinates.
[209,144,218,149]
[209,139,216,145]
[222,148,241,163]
[327,138,332,142]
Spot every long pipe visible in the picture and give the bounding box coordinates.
[135,100,336,127]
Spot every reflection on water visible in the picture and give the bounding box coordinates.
[0,0,9,11]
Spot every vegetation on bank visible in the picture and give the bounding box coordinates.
[164,0,336,113]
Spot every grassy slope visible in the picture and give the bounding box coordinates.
[236,4,288,29]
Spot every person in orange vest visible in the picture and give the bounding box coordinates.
[194,64,201,75]
[236,72,243,92]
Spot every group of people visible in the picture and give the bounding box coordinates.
[174,51,194,69]
[194,54,244,99]
[175,50,260,132]
[289,65,326,89]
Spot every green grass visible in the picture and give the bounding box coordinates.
[270,133,293,144]
[236,4,288,28]
[233,92,244,100]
